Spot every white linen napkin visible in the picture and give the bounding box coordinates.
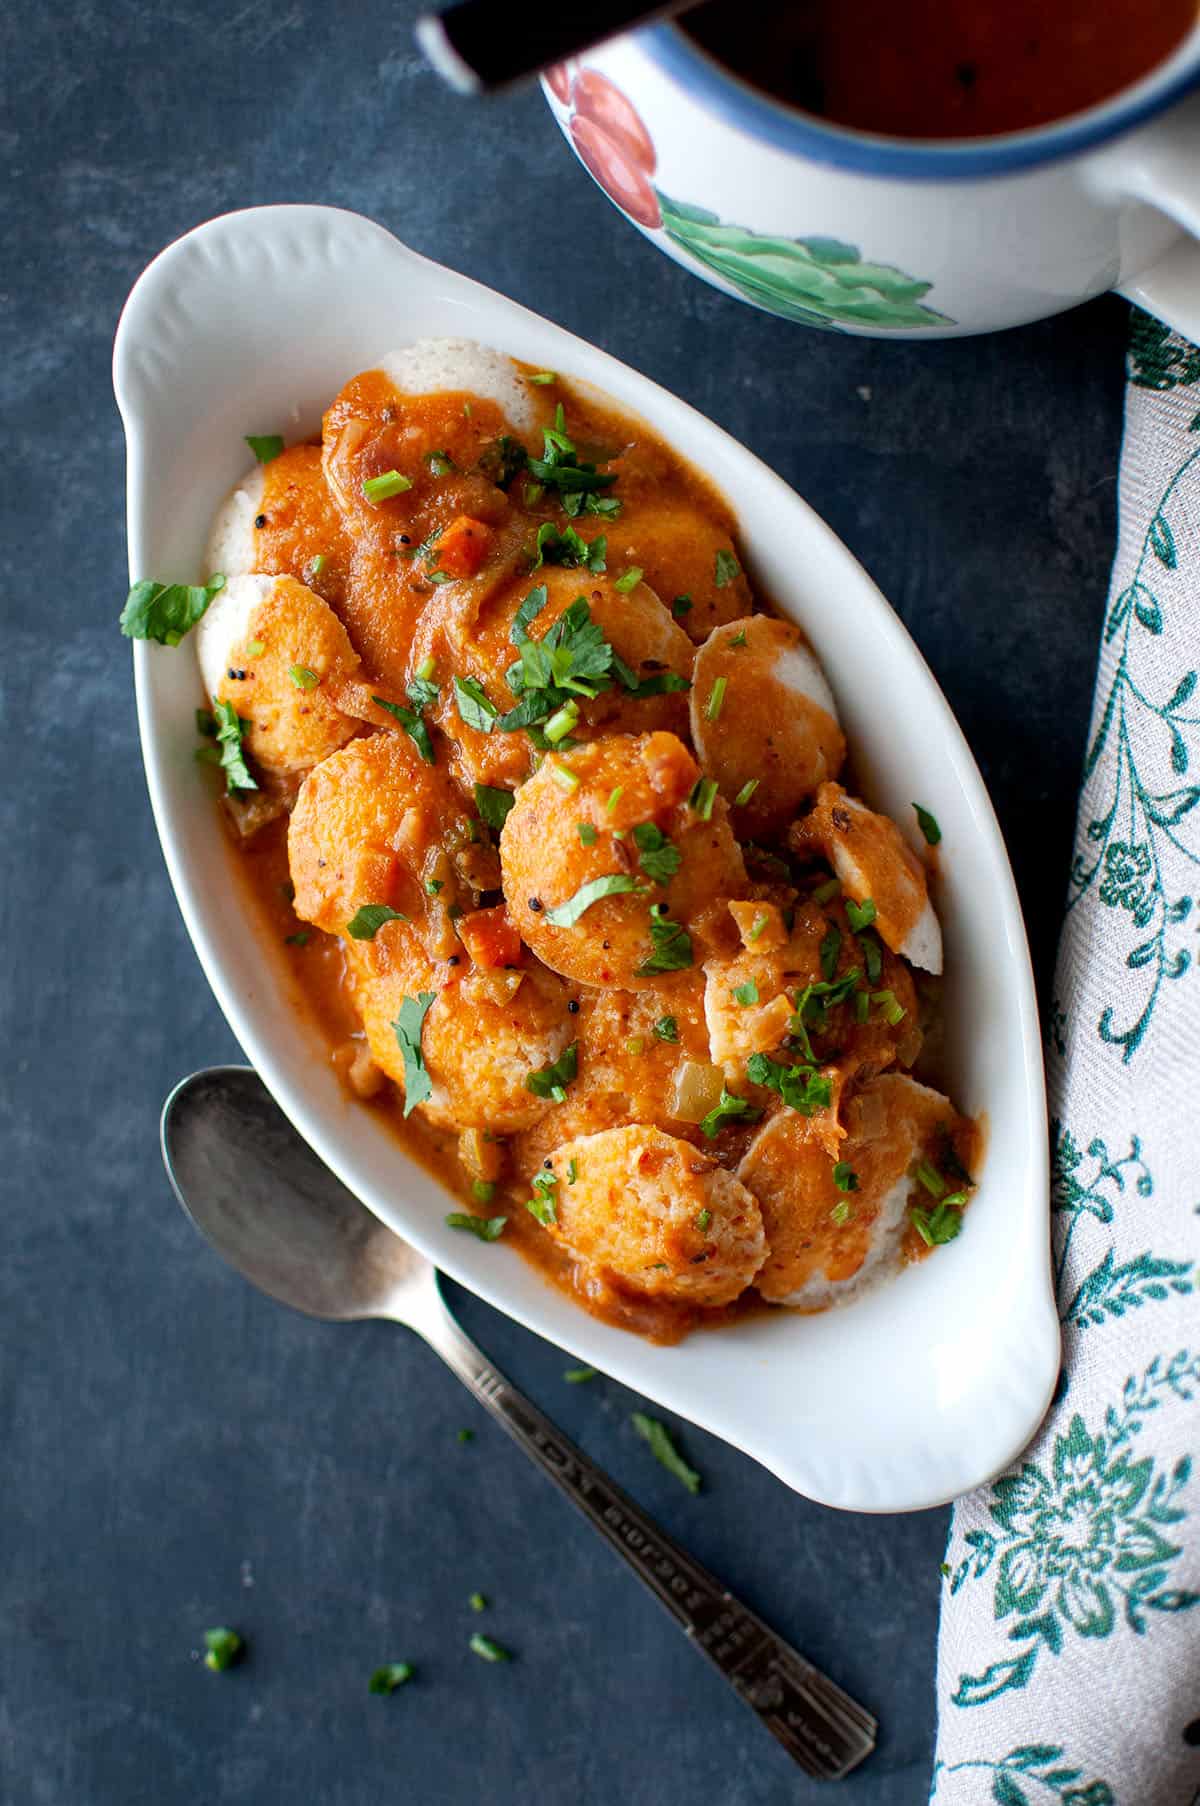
[931,312,1200,1806]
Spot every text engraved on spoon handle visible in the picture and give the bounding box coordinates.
[424,1310,875,1779]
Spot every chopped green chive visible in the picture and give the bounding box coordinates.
[605,786,624,816]
[846,897,877,932]
[446,1212,507,1240]
[733,779,759,806]
[705,676,727,721]
[362,470,413,503]
[914,1160,946,1198]
[632,1413,701,1493]
[819,924,842,982]
[747,914,769,942]
[244,433,284,463]
[469,1633,511,1663]
[527,370,557,385]
[470,1180,496,1207]
[566,1158,579,1183]
[871,989,906,1026]
[714,549,740,588]
[727,629,747,647]
[614,566,643,594]
[853,989,870,1023]
[203,1627,243,1673]
[653,1016,678,1042]
[548,761,579,792]
[416,655,437,683]
[469,1593,487,1612]
[245,639,265,658]
[577,820,597,845]
[288,664,319,690]
[911,1201,963,1247]
[305,554,327,581]
[369,1662,414,1694]
[695,1208,712,1233]
[830,1200,853,1226]
[564,1365,597,1383]
[913,803,942,846]
[543,701,580,745]
[457,1428,475,1443]
[689,777,718,821]
[347,903,408,940]
[832,1162,859,1193]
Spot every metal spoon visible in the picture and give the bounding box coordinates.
[161,1065,876,1779]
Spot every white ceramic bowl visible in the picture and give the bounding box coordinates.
[114,204,1057,1512]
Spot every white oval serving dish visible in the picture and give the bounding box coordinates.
[114,203,1057,1512]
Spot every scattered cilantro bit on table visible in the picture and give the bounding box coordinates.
[632,1413,701,1494]
[469,1633,511,1663]
[369,1662,414,1694]
[203,1627,243,1673]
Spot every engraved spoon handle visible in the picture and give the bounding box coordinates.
[417,1298,876,1780]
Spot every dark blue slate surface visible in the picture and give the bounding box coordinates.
[2,3,1125,1800]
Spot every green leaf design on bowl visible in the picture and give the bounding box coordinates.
[657,190,953,331]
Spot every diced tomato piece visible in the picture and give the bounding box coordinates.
[432,516,494,579]
[457,905,523,970]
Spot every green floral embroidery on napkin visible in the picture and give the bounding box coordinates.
[1067,434,1200,1062]
[949,1356,1200,1708]
[1128,311,1200,393]
[932,1742,1113,1804]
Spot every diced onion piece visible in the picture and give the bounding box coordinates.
[668,1060,726,1124]
[459,1126,504,1183]
[848,1084,885,1140]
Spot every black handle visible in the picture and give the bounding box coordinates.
[415,0,684,94]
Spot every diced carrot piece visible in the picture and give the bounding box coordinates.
[431,516,494,579]
[457,905,523,969]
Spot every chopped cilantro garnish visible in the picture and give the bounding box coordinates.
[714,549,740,588]
[508,595,613,701]
[120,571,226,646]
[631,1413,701,1493]
[605,786,623,816]
[458,1428,475,1442]
[812,876,841,905]
[288,664,319,690]
[244,433,284,464]
[830,1200,853,1226]
[614,566,643,594]
[373,694,435,764]
[526,1170,558,1224]
[469,1592,488,1612]
[212,699,257,793]
[347,903,408,940]
[469,1633,511,1663]
[731,979,759,1006]
[699,1087,762,1139]
[577,821,597,846]
[746,1052,832,1117]
[474,784,515,830]
[913,803,942,846]
[832,1162,859,1193]
[846,897,877,932]
[705,676,727,721]
[858,930,884,986]
[636,903,693,975]
[446,1212,507,1241]
[564,1366,597,1383]
[203,1627,243,1672]
[245,639,265,658]
[362,470,413,503]
[688,777,718,821]
[733,779,758,806]
[545,873,637,928]
[369,1662,414,1694]
[671,594,693,619]
[728,629,747,647]
[392,991,436,1116]
[527,406,618,514]
[478,435,528,489]
[653,1016,678,1042]
[819,924,842,982]
[406,672,439,712]
[525,1042,579,1102]
[453,674,498,734]
[632,822,682,885]
[531,521,606,573]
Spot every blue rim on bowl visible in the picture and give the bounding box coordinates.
[638,19,1200,181]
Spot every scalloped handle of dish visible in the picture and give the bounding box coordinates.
[1098,94,1200,343]
[426,1304,876,1780]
